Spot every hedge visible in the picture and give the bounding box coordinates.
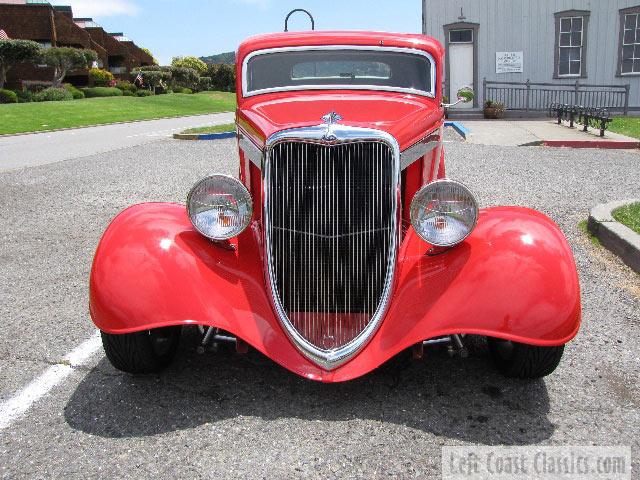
[81,87,123,98]
[34,87,73,102]
[13,90,34,103]
[0,89,18,104]
[63,84,85,99]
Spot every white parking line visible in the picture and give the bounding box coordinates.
[0,331,102,430]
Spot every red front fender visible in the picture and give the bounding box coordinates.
[89,203,580,382]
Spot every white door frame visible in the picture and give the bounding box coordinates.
[443,21,479,108]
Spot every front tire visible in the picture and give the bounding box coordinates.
[487,337,564,378]
[101,326,182,373]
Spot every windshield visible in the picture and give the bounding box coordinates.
[244,47,434,97]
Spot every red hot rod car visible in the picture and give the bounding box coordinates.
[89,30,581,382]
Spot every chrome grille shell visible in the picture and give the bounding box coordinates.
[263,125,400,370]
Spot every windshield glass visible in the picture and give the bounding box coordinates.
[244,48,433,97]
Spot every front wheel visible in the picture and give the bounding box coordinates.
[101,326,182,373]
[487,337,564,378]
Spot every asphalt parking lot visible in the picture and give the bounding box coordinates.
[0,136,638,479]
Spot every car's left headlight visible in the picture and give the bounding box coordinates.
[187,174,253,240]
[410,179,478,246]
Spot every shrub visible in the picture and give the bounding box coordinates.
[121,89,135,96]
[197,76,211,92]
[80,87,123,98]
[170,66,199,90]
[115,80,136,94]
[0,89,18,104]
[13,90,34,103]
[135,89,154,97]
[34,87,73,102]
[207,62,235,92]
[63,83,85,99]
[172,87,192,94]
[89,68,115,87]
[171,56,208,75]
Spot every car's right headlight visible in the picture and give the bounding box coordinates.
[187,174,253,240]
[410,179,479,246]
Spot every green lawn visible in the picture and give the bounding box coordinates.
[0,91,236,135]
[181,123,235,134]
[612,202,640,234]
[608,116,640,139]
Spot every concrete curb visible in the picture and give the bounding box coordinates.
[173,131,236,140]
[544,140,640,149]
[587,199,640,273]
[0,111,234,138]
[444,121,470,140]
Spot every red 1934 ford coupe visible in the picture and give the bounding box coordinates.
[89,30,581,382]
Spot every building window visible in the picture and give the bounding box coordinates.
[618,6,640,76]
[554,10,590,79]
[449,29,472,44]
[558,17,583,75]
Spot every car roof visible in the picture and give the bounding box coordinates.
[236,30,443,65]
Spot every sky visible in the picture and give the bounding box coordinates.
[48,0,422,65]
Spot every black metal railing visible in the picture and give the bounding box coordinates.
[483,79,630,114]
[548,103,612,137]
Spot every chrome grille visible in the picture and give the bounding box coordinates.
[266,141,395,351]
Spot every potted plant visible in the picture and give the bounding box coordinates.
[483,99,496,119]
[484,100,505,119]
[443,95,449,118]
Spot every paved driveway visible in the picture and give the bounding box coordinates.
[0,138,638,478]
[0,112,234,172]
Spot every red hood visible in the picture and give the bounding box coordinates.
[237,91,443,150]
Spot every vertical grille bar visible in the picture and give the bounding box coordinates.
[267,141,394,351]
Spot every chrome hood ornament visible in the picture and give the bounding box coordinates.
[321,110,342,141]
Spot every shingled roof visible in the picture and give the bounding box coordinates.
[0,2,157,88]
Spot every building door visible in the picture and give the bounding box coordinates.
[448,29,474,109]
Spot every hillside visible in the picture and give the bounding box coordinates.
[199,51,235,65]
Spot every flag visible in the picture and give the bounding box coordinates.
[135,72,143,86]
[0,29,9,40]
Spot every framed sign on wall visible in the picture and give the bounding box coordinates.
[496,51,523,73]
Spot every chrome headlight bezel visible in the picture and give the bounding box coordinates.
[186,174,253,240]
[410,178,479,247]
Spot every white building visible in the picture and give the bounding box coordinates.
[423,0,640,112]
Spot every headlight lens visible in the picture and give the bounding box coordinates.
[187,174,253,240]
[410,179,478,246]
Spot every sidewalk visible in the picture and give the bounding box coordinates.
[458,119,640,148]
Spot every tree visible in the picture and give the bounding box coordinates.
[170,66,199,90]
[208,62,235,92]
[0,39,41,89]
[172,56,207,75]
[132,66,171,91]
[37,47,98,86]
[140,47,158,65]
